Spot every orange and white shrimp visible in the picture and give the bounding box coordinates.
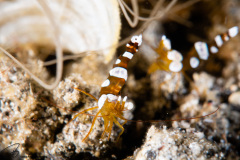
[147,26,239,93]
[149,26,239,74]
[69,35,142,141]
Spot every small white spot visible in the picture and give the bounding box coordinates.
[162,36,171,50]
[115,59,121,64]
[194,42,209,60]
[190,57,199,68]
[162,35,166,40]
[215,35,223,47]
[131,34,142,46]
[107,94,118,102]
[167,50,183,61]
[101,79,110,87]
[125,102,133,110]
[123,51,133,59]
[203,118,213,123]
[210,46,218,54]
[228,26,238,37]
[223,35,229,41]
[169,61,183,72]
[98,94,107,110]
[123,96,127,102]
[118,96,121,102]
[189,142,201,156]
[109,67,128,81]
[126,43,130,47]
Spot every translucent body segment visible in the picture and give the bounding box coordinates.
[113,57,129,69]
[100,76,126,95]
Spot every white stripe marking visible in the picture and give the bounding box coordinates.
[115,59,121,64]
[215,35,223,47]
[194,42,209,60]
[123,96,127,102]
[210,46,218,54]
[169,61,183,72]
[101,79,110,87]
[223,35,229,41]
[131,34,142,46]
[118,96,121,102]
[162,35,171,50]
[167,50,183,61]
[109,67,128,81]
[228,26,238,37]
[125,102,133,110]
[123,51,133,59]
[107,94,118,102]
[98,94,107,110]
[190,57,199,68]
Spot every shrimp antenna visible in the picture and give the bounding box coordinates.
[73,87,98,102]
[41,95,104,119]
[121,103,220,123]
[117,0,177,47]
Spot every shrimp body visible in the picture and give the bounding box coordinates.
[96,35,142,140]
[148,35,183,74]
[148,26,239,74]
[183,26,239,70]
[73,35,142,141]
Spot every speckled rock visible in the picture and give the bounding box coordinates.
[0,55,63,158]
[228,91,240,106]
[133,126,221,160]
